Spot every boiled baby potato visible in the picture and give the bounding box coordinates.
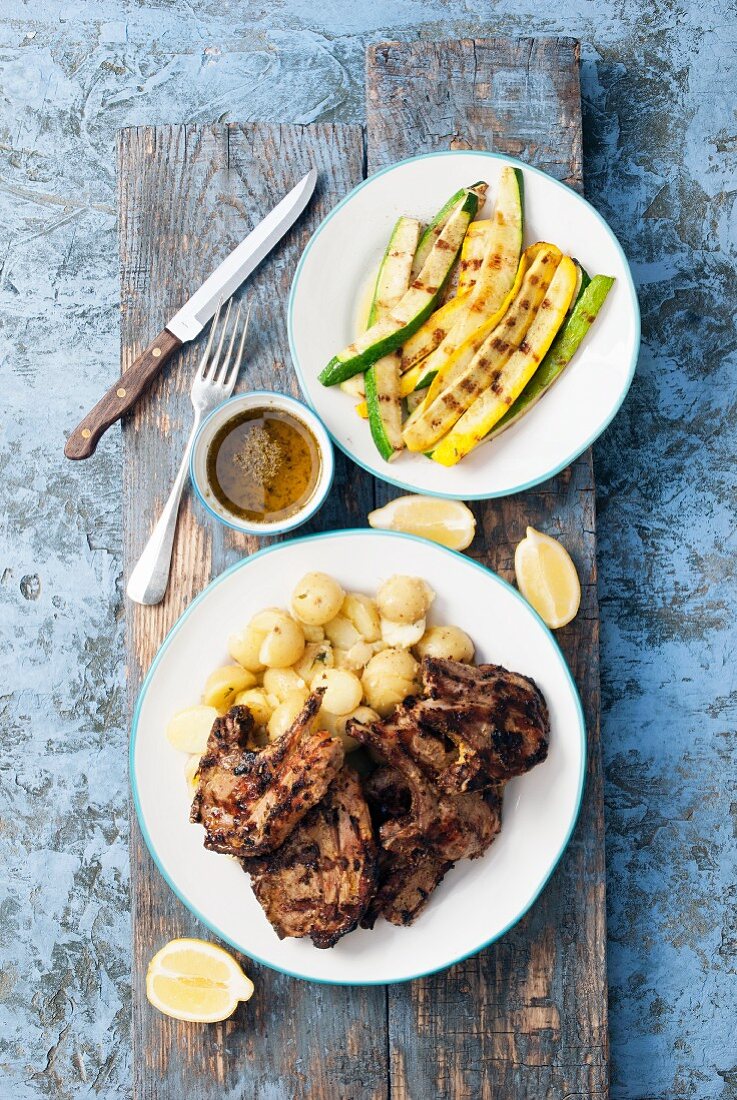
[234,688,273,726]
[291,572,345,626]
[250,609,306,669]
[267,688,309,741]
[376,575,435,624]
[310,668,363,715]
[362,648,419,716]
[184,753,202,796]
[262,667,307,703]
[414,624,475,663]
[167,704,218,754]
[319,704,379,753]
[293,640,334,681]
[202,665,257,712]
[380,617,426,649]
[228,626,266,673]
[341,593,382,642]
[324,614,362,650]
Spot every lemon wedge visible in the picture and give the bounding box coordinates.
[514,526,581,629]
[368,495,476,551]
[146,938,254,1023]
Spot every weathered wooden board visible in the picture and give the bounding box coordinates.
[122,35,607,1100]
[367,38,608,1099]
[120,122,389,1100]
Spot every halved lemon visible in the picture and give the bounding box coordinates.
[368,495,476,551]
[514,526,581,629]
[146,938,254,1023]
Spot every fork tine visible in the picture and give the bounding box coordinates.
[196,298,223,378]
[223,303,251,394]
[204,297,232,380]
[215,303,241,385]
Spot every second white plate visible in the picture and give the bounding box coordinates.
[289,151,640,499]
[131,531,585,984]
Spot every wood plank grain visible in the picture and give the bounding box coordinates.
[120,122,388,1100]
[366,37,609,1099]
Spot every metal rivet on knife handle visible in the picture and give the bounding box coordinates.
[64,329,183,460]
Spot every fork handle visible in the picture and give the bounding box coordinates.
[126,418,200,605]
[64,328,182,460]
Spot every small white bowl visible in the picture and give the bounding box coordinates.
[190,391,334,536]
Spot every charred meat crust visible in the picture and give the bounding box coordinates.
[350,657,550,796]
[244,766,377,948]
[193,657,548,942]
[361,848,453,929]
[191,693,344,858]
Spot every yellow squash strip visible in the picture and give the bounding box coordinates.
[400,167,524,391]
[402,248,561,453]
[402,248,546,437]
[457,219,492,294]
[400,255,529,411]
[399,291,472,373]
[422,251,535,407]
[431,257,578,466]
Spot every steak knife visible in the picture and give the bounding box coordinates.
[64,168,317,460]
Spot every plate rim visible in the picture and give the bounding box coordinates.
[288,149,641,501]
[130,528,587,985]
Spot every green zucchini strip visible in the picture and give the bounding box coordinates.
[319,188,481,386]
[403,166,523,389]
[488,273,614,439]
[411,181,487,279]
[364,216,420,460]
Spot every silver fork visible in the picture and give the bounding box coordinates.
[127,298,250,606]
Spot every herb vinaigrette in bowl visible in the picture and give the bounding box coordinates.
[206,407,321,525]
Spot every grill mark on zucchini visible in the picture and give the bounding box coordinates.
[402,247,560,452]
[486,271,613,441]
[319,188,480,386]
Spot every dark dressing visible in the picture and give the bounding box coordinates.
[206,408,320,523]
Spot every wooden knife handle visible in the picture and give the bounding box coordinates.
[64,329,182,460]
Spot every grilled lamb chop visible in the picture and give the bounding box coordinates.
[360,657,550,794]
[361,847,452,929]
[361,766,503,927]
[348,726,501,863]
[190,694,343,858]
[244,766,377,948]
[423,657,549,785]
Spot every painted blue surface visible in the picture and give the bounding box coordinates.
[0,2,735,1098]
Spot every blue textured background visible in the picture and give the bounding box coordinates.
[1,3,735,1098]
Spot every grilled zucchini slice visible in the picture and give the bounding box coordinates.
[401,166,523,389]
[319,187,481,386]
[488,271,613,440]
[410,182,487,278]
[431,257,578,465]
[363,216,420,460]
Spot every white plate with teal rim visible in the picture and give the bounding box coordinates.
[289,151,640,500]
[131,530,585,984]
